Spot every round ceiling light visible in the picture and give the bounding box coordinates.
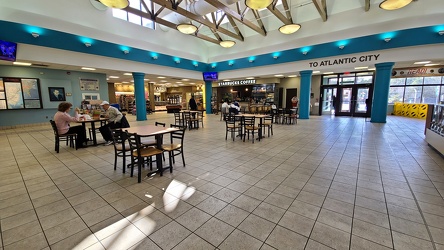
[176,23,198,34]
[379,0,413,10]
[245,0,273,10]
[220,40,236,48]
[98,0,129,9]
[279,23,301,35]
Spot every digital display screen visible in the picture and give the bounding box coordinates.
[203,72,218,81]
[0,40,17,62]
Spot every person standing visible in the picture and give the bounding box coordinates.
[99,101,126,145]
[189,95,198,111]
[54,102,87,149]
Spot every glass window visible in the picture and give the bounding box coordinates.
[339,77,355,85]
[356,76,372,84]
[142,18,154,29]
[404,86,422,103]
[422,85,440,104]
[322,75,337,85]
[390,78,405,86]
[424,76,442,85]
[389,87,404,104]
[112,9,127,20]
[128,13,142,25]
[129,0,141,9]
[406,77,423,85]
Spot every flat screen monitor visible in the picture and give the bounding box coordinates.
[203,72,218,81]
[0,40,17,62]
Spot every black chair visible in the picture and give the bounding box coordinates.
[197,110,205,128]
[161,124,186,168]
[126,132,164,183]
[241,116,260,143]
[182,112,198,130]
[50,120,77,153]
[260,116,273,137]
[225,114,241,141]
[110,129,131,173]
[173,111,184,126]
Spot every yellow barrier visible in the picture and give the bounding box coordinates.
[393,103,427,119]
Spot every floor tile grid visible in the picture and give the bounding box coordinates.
[2,114,444,250]
[0,131,142,249]
[380,116,444,249]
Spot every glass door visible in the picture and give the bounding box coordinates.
[320,87,337,115]
[335,85,372,117]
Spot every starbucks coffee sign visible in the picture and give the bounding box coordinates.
[218,79,256,86]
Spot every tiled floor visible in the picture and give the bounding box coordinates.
[1,112,444,250]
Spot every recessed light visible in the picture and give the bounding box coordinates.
[368,68,376,71]
[157,76,166,79]
[224,79,231,81]
[323,72,334,74]
[13,62,32,66]
[190,83,196,85]
[354,66,368,70]
[81,67,96,71]
[288,75,297,77]
[274,74,284,77]
[122,81,129,83]
[179,84,185,86]
[246,77,255,79]
[160,80,167,82]
[425,63,439,66]
[176,82,182,84]
[109,76,119,78]
[182,79,189,81]
[131,80,134,82]
[144,79,149,81]
[414,61,431,64]
[312,71,320,74]
[123,73,132,75]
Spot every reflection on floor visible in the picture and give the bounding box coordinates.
[1,113,444,250]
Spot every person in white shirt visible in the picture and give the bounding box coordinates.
[99,101,125,145]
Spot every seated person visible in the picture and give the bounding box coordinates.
[99,101,129,145]
[229,102,241,115]
[54,102,87,149]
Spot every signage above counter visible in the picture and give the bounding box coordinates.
[218,79,256,86]
[392,67,444,78]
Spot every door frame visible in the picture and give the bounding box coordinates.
[334,84,373,117]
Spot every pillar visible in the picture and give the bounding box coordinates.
[132,72,146,121]
[205,81,212,114]
[149,82,155,113]
[371,62,395,123]
[299,70,313,119]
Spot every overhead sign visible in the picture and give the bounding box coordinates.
[309,54,380,68]
[218,79,256,86]
[392,67,444,78]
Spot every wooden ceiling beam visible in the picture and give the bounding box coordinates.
[150,0,244,41]
[281,0,293,22]
[124,7,220,44]
[204,0,266,36]
[312,0,327,22]
[266,5,291,25]
[365,0,370,11]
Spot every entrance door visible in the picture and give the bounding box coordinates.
[320,87,337,115]
[335,85,372,117]
[286,88,297,108]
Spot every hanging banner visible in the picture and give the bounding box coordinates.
[391,67,444,78]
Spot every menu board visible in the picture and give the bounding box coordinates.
[0,77,42,110]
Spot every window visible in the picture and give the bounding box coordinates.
[389,76,444,104]
[112,0,155,30]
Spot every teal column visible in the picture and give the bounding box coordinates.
[371,62,395,123]
[132,72,147,121]
[299,70,313,119]
[205,81,212,114]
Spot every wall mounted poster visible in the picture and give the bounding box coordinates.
[80,78,99,91]
[0,77,42,110]
[48,87,66,101]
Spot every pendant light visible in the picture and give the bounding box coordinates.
[245,0,273,10]
[379,0,413,10]
[98,0,129,9]
[220,40,236,48]
[176,23,198,34]
[279,23,301,35]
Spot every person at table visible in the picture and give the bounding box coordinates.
[54,102,87,149]
[229,101,240,115]
[189,95,198,111]
[99,101,126,145]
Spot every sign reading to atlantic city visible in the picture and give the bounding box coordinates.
[218,79,256,86]
[309,54,380,68]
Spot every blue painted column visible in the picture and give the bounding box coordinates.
[299,70,313,119]
[132,72,147,121]
[205,81,212,114]
[371,62,395,123]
